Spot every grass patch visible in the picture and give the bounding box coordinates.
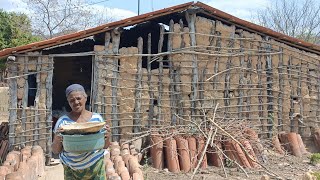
[310,153,320,165]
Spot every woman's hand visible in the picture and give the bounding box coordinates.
[104,124,111,149]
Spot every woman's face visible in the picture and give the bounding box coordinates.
[67,91,87,113]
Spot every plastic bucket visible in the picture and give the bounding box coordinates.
[61,131,106,153]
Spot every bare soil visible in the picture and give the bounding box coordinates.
[40,151,319,180]
[142,151,320,180]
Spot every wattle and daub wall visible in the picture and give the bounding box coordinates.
[7,12,320,154]
[92,13,320,142]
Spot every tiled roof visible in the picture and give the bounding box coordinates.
[0,1,319,58]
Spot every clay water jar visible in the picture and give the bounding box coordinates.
[296,134,307,154]
[164,137,180,173]
[0,166,12,177]
[21,146,32,162]
[231,141,251,168]
[175,136,191,172]
[121,143,129,151]
[119,167,130,180]
[287,132,302,157]
[5,171,23,180]
[207,141,223,167]
[150,135,164,169]
[26,155,38,180]
[128,156,140,175]
[314,129,320,150]
[32,145,45,177]
[196,136,208,169]
[17,161,30,180]
[241,140,259,168]
[187,136,198,169]
[5,151,20,171]
[223,140,236,166]
[272,135,285,155]
[133,172,143,180]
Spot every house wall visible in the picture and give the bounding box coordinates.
[92,14,320,142]
[7,53,53,163]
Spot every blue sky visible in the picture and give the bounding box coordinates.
[0,0,270,21]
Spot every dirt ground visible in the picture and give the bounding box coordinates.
[143,151,319,180]
[40,151,320,180]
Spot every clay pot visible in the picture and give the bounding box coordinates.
[128,155,141,175]
[224,140,236,166]
[197,136,208,169]
[111,148,121,158]
[150,135,164,169]
[2,163,14,174]
[26,155,38,180]
[122,154,130,168]
[287,132,302,157]
[296,134,307,154]
[21,146,32,162]
[113,156,123,170]
[17,162,30,180]
[232,141,251,168]
[0,166,12,177]
[106,167,116,177]
[241,140,259,168]
[5,151,20,171]
[5,171,23,180]
[164,137,180,173]
[32,145,45,177]
[175,136,191,172]
[121,143,129,151]
[119,167,130,180]
[132,167,143,180]
[207,141,223,167]
[272,135,285,155]
[132,172,142,180]
[187,136,198,169]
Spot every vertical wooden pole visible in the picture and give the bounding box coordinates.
[157,25,165,124]
[147,33,154,127]
[133,37,143,133]
[45,56,53,165]
[288,56,294,132]
[34,56,42,145]
[298,56,303,135]
[168,20,177,125]
[238,31,245,120]
[257,39,264,134]
[265,37,273,138]
[21,57,29,146]
[186,10,198,122]
[111,29,120,141]
[8,61,17,150]
[278,47,284,131]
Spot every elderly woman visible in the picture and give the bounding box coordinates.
[52,84,110,180]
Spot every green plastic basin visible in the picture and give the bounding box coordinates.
[61,131,105,153]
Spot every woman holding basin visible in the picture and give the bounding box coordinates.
[52,84,111,180]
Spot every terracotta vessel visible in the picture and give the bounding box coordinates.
[175,136,191,172]
[150,135,164,169]
[187,136,198,169]
[164,137,180,173]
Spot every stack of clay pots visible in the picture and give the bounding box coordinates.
[273,132,308,157]
[105,141,143,180]
[150,129,263,173]
[0,145,45,180]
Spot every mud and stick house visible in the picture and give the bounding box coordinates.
[0,2,319,164]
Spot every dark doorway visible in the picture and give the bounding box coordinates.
[52,56,92,114]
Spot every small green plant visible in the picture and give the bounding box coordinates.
[311,172,320,180]
[310,153,320,165]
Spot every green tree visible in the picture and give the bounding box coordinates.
[0,9,40,50]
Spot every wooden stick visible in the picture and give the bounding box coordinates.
[157,25,165,124]
[45,56,53,165]
[147,33,154,127]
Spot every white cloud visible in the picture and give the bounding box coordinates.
[204,0,270,21]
